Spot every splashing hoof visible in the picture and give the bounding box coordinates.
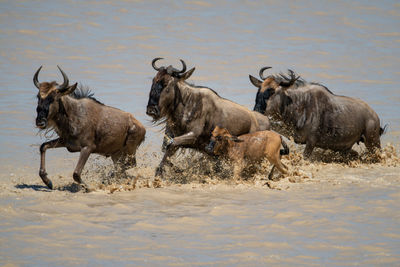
[73,173,83,184]
[71,182,93,193]
[82,183,94,193]
[44,180,53,190]
[39,170,53,189]
[155,167,164,178]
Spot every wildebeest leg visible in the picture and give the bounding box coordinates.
[232,160,244,180]
[267,166,276,180]
[170,131,198,147]
[156,131,198,177]
[161,123,174,153]
[364,120,381,155]
[73,146,94,190]
[156,146,179,177]
[267,153,288,181]
[39,138,64,189]
[339,149,359,160]
[111,152,131,178]
[124,122,146,168]
[303,140,316,159]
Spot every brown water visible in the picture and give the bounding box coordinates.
[1,0,400,265]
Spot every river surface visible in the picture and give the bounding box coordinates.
[1,0,400,266]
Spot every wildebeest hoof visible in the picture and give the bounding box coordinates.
[165,138,174,150]
[82,183,94,193]
[42,179,53,190]
[71,182,93,193]
[39,170,53,189]
[155,167,164,177]
[73,173,83,184]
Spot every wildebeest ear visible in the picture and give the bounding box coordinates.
[180,67,195,81]
[249,75,262,88]
[61,82,78,95]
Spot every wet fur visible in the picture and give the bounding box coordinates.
[252,72,383,158]
[209,126,288,180]
[36,80,145,189]
[147,66,271,177]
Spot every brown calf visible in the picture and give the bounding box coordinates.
[206,126,289,180]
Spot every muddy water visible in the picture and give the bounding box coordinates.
[1,0,400,265]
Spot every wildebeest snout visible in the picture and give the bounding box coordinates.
[146,105,160,119]
[253,92,267,114]
[36,117,47,129]
[205,140,216,155]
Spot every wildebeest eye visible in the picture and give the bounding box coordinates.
[265,88,275,98]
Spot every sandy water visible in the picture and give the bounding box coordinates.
[1,0,400,265]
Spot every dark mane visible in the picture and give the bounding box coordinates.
[309,82,334,94]
[71,84,104,105]
[186,82,222,98]
[271,73,334,95]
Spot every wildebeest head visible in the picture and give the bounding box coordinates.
[205,126,242,155]
[146,58,195,120]
[250,67,299,114]
[33,66,77,129]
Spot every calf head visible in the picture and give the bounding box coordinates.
[250,67,299,114]
[33,66,77,129]
[206,126,242,155]
[146,58,195,121]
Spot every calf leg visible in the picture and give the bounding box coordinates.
[232,160,244,180]
[73,146,94,190]
[273,161,288,175]
[267,166,276,180]
[39,138,64,189]
[267,150,288,180]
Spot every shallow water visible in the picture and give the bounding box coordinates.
[1,0,400,265]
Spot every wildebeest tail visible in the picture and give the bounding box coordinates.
[280,136,289,156]
[380,124,388,136]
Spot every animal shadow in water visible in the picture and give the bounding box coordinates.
[15,183,52,192]
[15,182,88,193]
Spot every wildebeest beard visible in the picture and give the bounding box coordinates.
[254,88,275,114]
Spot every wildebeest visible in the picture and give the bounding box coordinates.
[146,58,270,177]
[205,126,289,180]
[34,66,146,190]
[250,67,385,158]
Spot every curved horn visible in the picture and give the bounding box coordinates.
[33,66,42,89]
[152,57,163,71]
[259,66,272,80]
[178,59,187,73]
[279,69,300,87]
[57,65,69,92]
